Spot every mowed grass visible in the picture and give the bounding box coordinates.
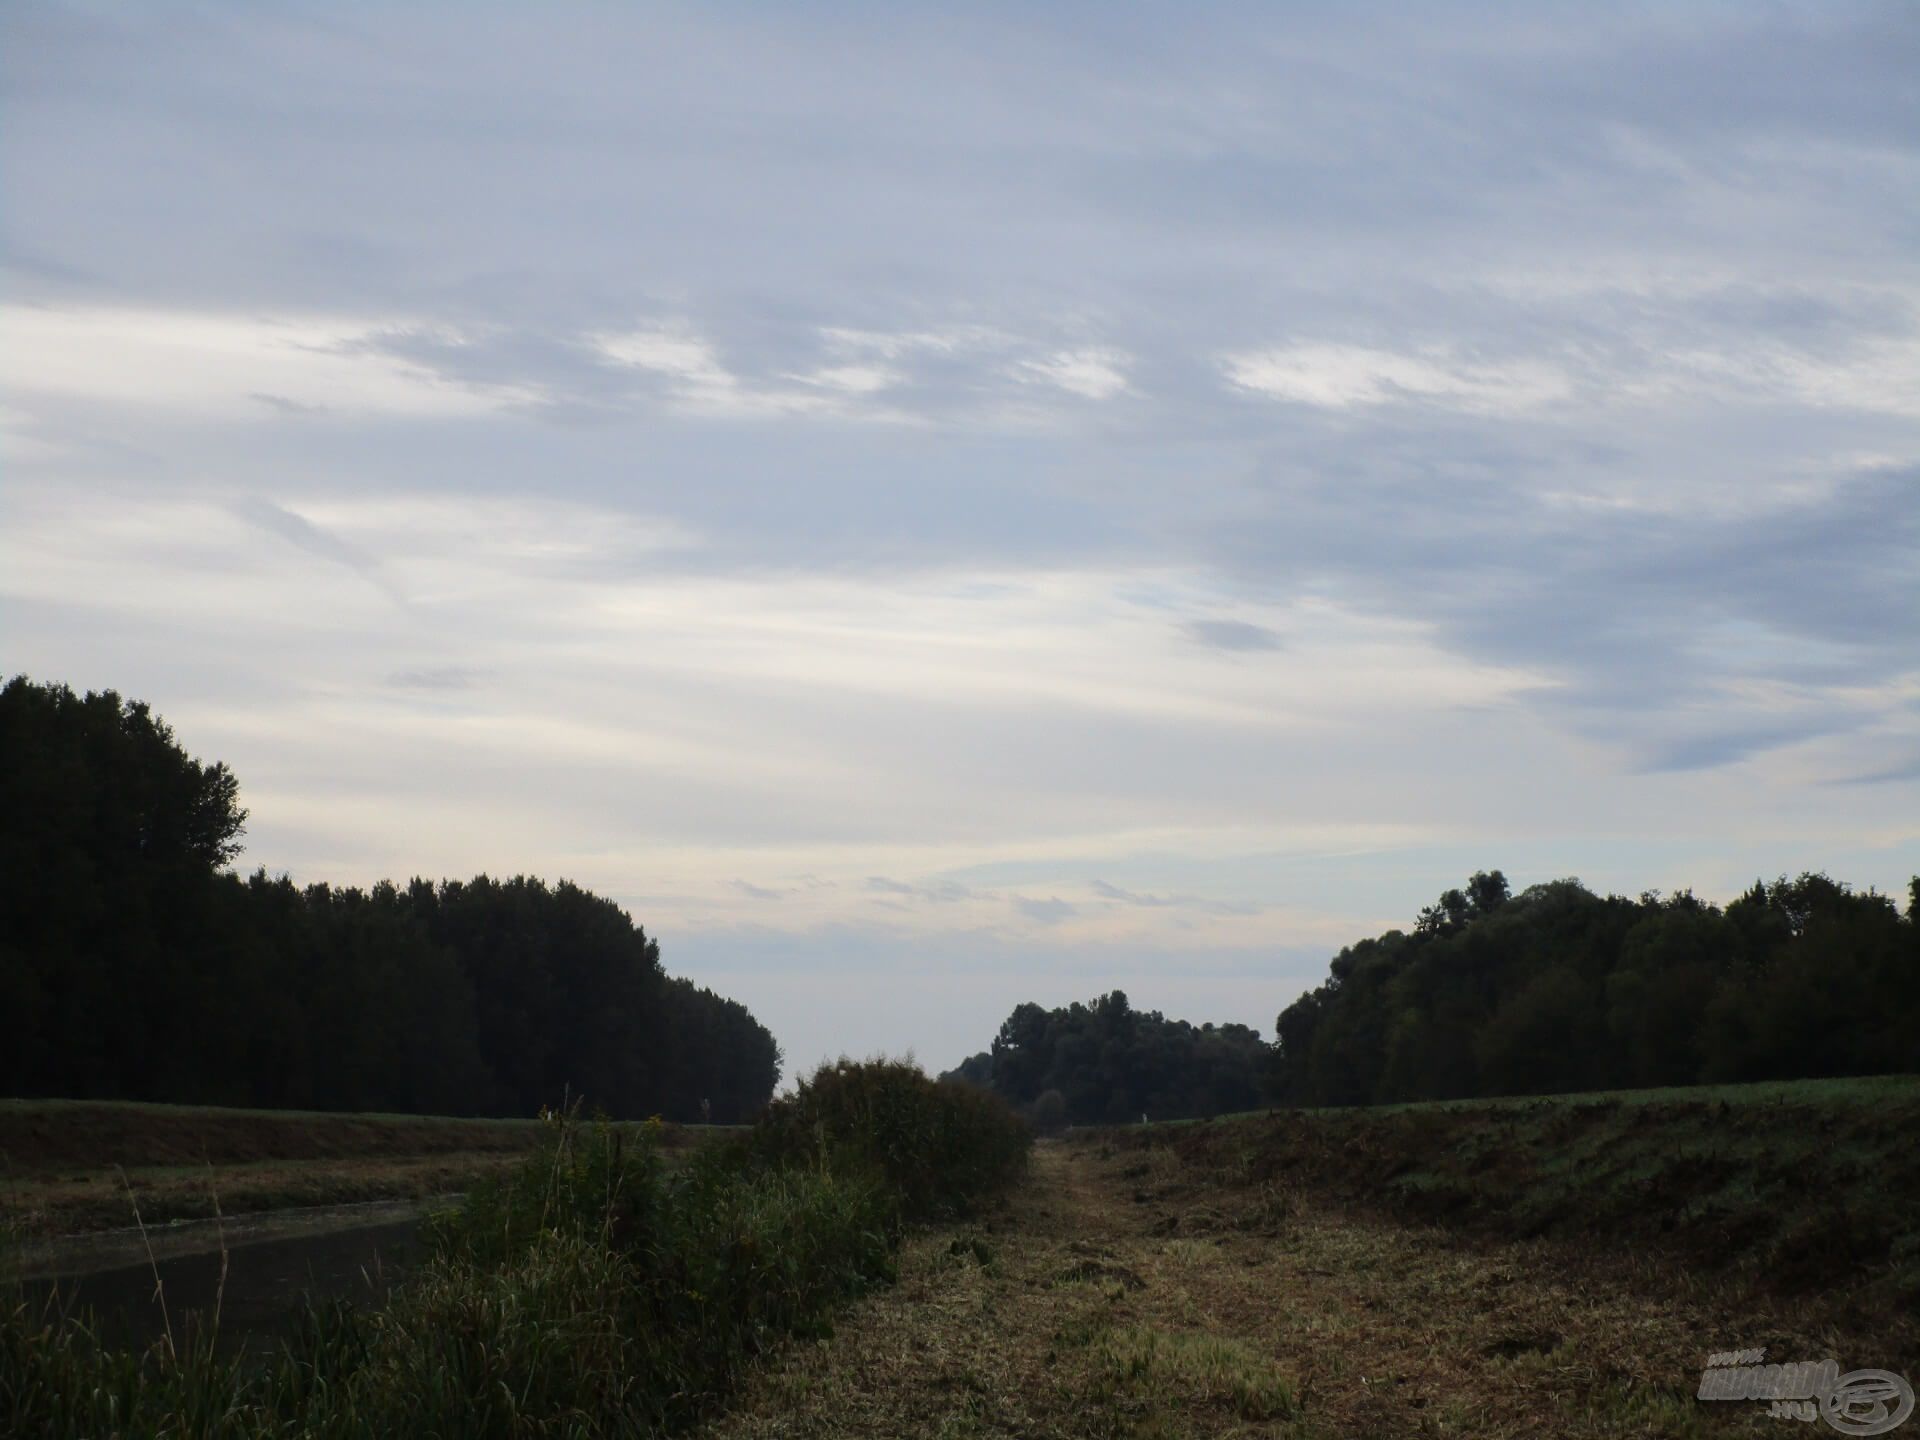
[1159,1073,1919,1122]
[1333,1073,1916,1113]
[0,1097,728,1238]
[1098,1074,1920,1326]
[704,1080,1918,1436]
[705,1138,1859,1438]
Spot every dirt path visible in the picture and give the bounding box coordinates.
[701,1139,1834,1438]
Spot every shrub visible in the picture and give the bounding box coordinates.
[746,1057,1030,1219]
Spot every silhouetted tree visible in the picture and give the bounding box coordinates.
[945,991,1269,1124]
[0,676,781,1120]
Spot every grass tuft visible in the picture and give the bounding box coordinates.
[1091,1322,1298,1421]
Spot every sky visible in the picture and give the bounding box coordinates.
[3,2,1917,1081]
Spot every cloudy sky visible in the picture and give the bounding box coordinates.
[4,2,1917,1079]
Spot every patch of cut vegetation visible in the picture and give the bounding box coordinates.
[707,1137,1850,1438]
[1091,1074,1920,1323]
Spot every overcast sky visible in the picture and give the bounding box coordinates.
[4,2,1917,1080]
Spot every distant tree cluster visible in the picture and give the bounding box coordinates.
[1272,869,1920,1105]
[943,990,1267,1125]
[0,677,780,1120]
[947,868,1920,1120]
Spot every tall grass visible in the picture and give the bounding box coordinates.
[0,1062,1029,1438]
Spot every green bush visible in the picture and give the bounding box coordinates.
[746,1057,1030,1219]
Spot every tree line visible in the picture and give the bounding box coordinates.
[1271,869,1920,1105]
[0,677,779,1120]
[942,990,1268,1126]
[948,868,1919,1121]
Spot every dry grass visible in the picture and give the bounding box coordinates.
[698,1136,1910,1438]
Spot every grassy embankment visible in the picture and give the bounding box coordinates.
[1,1060,1031,1438]
[0,1098,721,1239]
[1123,1074,1920,1315]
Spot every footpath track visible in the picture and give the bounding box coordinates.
[701,1138,1858,1438]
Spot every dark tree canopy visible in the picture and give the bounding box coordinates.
[1271,871,1920,1106]
[0,677,780,1121]
[951,867,1919,1122]
[943,990,1268,1125]
[1,675,246,885]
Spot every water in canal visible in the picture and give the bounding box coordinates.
[20,1214,425,1360]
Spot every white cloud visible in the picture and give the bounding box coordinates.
[595,327,736,393]
[1012,346,1132,400]
[1662,337,1920,418]
[596,324,915,419]
[787,363,901,394]
[288,494,698,566]
[595,321,1140,420]
[819,325,1006,360]
[1222,342,1571,413]
[0,305,540,419]
[593,324,810,417]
